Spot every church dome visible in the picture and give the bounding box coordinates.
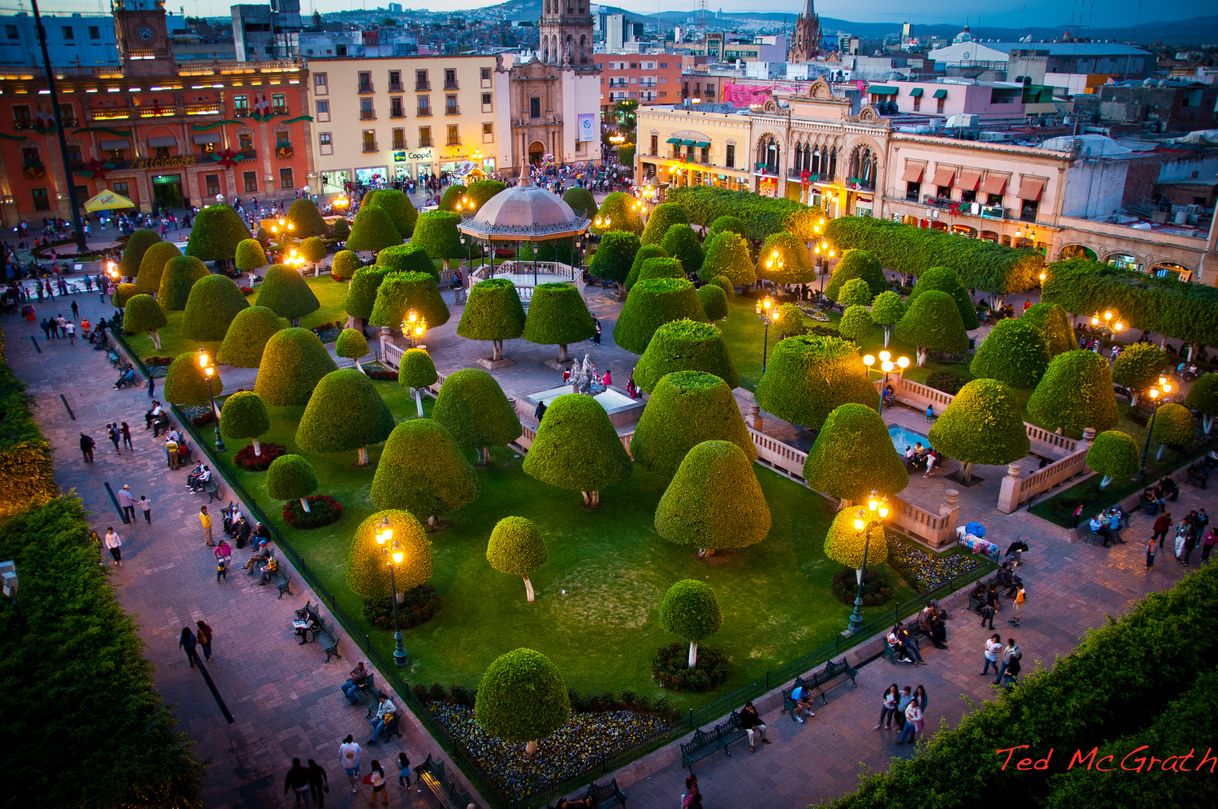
[458,183,590,241]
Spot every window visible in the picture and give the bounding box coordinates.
[32,188,49,211]
[961,188,976,204]
[362,130,376,152]
[660,62,668,68]
[445,94,459,115]
[21,146,39,168]
[358,71,373,93]
[234,95,249,117]
[415,69,429,91]
[275,130,290,148]
[987,193,1003,206]
[482,121,493,142]
[725,143,735,168]
[446,124,460,146]
[316,99,330,121]
[65,145,82,168]
[88,26,100,40]
[62,26,73,41]
[279,168,294,189]
[649,134,658,154]
[360,98,375,120]
[905,181,920,202]
[529,97,541,118]
[313,73,327,94]
[392,128,405,150]
[112,181,129,198]
[417,95,431,116]
[444,69,458,90]
[480,67,491,83]
[1020,199,1039,222]
[936,97,946,114]
[390,97,403,118]
[912,95,921,112]
[481,92,492,111]
[243,171,258,192]
[205,174,220,197]
[319,132,333,155]
[271,93,287,114]
[418,126,432,147]
[388,70,402,92]
[238,132,254,152]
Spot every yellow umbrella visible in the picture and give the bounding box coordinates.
[83,188,136,212]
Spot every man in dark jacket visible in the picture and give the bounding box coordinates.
[284,758,311,807]
[739,700,771,752]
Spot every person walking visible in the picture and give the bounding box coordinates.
[894,686,912,733]
[914,684,928,716]
[284,758,313,808]
[1152,511,1172,550]
[1203,527,1217,564]
[994,638,1021,684]
[307,760,329,809]
[981,634,1002,677]
[367,760,387,808]
[682,773,703,809]
[875,683,899,730]
[1008,585,1026,627]
[396,751,410,789]
[79,432,95,463]
[195,620,214,662]
[64,319,76,345]
[178,627,198,668]
[200,505,214,547]
[147,373,155,399]
[339,735,362,795]
[106,423,121,452]
[138,495,152,524]
[70,299,79,320]
[103,526,122,566]
[896,696,922,744]
[120,421,133,450]
[1146,535,1159,569]
[117,484,136,523]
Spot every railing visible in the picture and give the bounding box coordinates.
[894,378,955,412]
[360,110,377,120]
[234,109,252,118]
[748,426,807,481]
[358,83,375,94]
[390,107,405,119]
[1023,422,1079,459]
[388,83,404,93]
[417,107,432,117]
[446,106,461,115]
[362,142,378,153]
[416,83,431,92]
[391,141,406,151]
[997,449,1090,513]
[444,82,459,91]
[889,496,953,544]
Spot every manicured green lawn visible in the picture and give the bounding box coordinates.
[210,380,925,710]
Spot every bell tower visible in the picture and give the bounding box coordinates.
[113,0,175,75]
[789,0,821,63]
[538,0,595,72]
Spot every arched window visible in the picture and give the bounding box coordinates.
[811,146,822,175]
[828,147,838,180]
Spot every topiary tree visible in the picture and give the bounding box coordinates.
[824,248,885,302]
[805,403,908,500]
[330,217,350,242]
[367,188,418,238]
[755,335,876,429]
[185,205,252,262]
[659,579,722,668]
[588,230,639,287]
[1026,350,1118,435]
[345,265,395,326]
[756,231,815,285]
[300,236,328,274]
[969,317,1051,389]
[266,454,318,513]
[699,230,755,286]
[112,282,138,310]
[909,266,979,330]
[375,244,438,280]
[930,378,1031,482]
[561,186,596,219]
[894,289,969,367]
[613,277,705,354]
[1151,403,1194,459]
[522,282,595,363]
[707,214,748,240]
[1086,430,1140,489]
[641,202,688,246]
[254,327,338,406]
[475,648,571,756]
[123,294,167,349]
[486,516,548,603]
[134,241,181,295]
[631,370,753,477]
[838,304,874,343]
[119,229,161,279]
[467,179,508,209]
[287,198,328,238]
[296,368,395,466]
[522,393,631,508]
[636,257,685,284]
[655,440,770,556]
[158,255,209,310]
[219,390,270,457]
[837,278,874,307]
[869,290,906,348]
[823,507,888,593]
[432,368,521,465]
[347,509,432,599]
[234,238,267,276]
[411,210,462,270]
[591,191,644,235]
[438,184,468,212]
[633,320,738,392]
[772,302,806,341]
[624,243,668,291]
[659,223,703,276]
[371,418,478,525]
[336,327,369,372]
[255,264,320,325]
[398,347,438,418]
[697,283,728,322]
[1021,302,1074,357]
[163,352,223,407]
[1184,372,1218,434]
[346,204,401,255]
[217,305,284,367]
[368,271,450,331]
[458,278,526,362]
[330,249,360,282]
[1112,343,1168,405]
[183,274,250,341]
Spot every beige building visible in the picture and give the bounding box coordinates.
[306,55,509,193]
[635,104,753,193]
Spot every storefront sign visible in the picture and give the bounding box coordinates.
[405,149,433,161]
[392,150,408,163]
[131,155,197,169]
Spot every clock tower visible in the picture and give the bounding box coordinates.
[113,0,175,75]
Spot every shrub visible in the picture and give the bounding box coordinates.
[613,277,705,354]
[637,256,685,283]
[112,282,138,309]
[458,278,526,361]
[590,192,643,236]
[475,648,571,746]
[346,509,433,600]
[640,202,688,245]
[969,317,1051,389]
[432,368,521,464]
[633,320,738,392]
[158,255,209,310]
[659,223,703,275]
[163,352,222,406]
[699,230,755,286]
[772,302,808,341]
[216,305,284,367]
[411,210,463,262]
[930,378,1031,481]
[666,186,822,241]
[185,205,251,261]
[651,644,730,692]
[266,453,317,506]
[346,204,401,254]
[697,283,728,321]
[1152,402,1194,451]
[522,393,631,507]
[561,186,596,218]
[254,327,338,406]
[234,237,267,274]
[486,516,548,603]
[825,248,885,301]
[123,294,167,347]
[659,579,722,668]
[345,265,395,321]
[330,249,360,281]
[219,390,269,456]
[837,304,873,342]
[283,494,345,529]
[367,187,419,238]
[375,243,438,280]
[631,370,753,477]
[824,507,889,569]
[837,278,874,307]
[118,228,161,278]
[755,335,876,429]
[523,282,595,361]
[588,230,640,285]
[831,567,894,606]
[623,243,668,291]
[363,584,441,630]
[286,198,327,238]
[1184,372,1218,434]
[655,439,771,552]
[295,369,395,465]
[756,231,814,284]
[909,266,980,330]
[894,289,969,366]
[370,418,478,523]
[233,441,286,471]
[1111,343,1168,403]
[1086,430,1141,488]
[1020,302,1075,357]
[134,241,181,295]
[256,264,320,323]
[1027,350,1118,434]
[399,348,438,389]
[368,271,450,329]
[182,274,250,340]
[438,184,468,211]
[869,290,906,346]
[805,403,908,500]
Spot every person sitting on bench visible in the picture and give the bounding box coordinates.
[341,662,372,703]
[259,553,279,585]
[244,548,272,574]
[739,701,771,752]
[1159,476,1179,502]
[886,628,915,664]
[293,606,320,644]
[789,682,815,722]
[1089,513,1112,546]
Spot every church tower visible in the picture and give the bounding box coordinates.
[112,0,175,75]
[788,0,821,63]
[538,0,595,72]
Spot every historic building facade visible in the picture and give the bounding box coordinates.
[788,0,821,64]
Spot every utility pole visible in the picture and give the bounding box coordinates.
[31,0,88,251]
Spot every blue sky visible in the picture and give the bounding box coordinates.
[30,0,1215,27]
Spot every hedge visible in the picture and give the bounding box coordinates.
[0,341,56,519]
[754,334,877,429]
[909,266,980,330]
[666,186,822,242]
[630,370,754,478]
[254,327,338,406]
[432,368,521,465]
[346,204,402,254]
[756,231,815,285]
[216,305,285,368]
[457,278,526,360]
[929,378,1031,480]
[347,509,433,601]
[255,264,320,323]
[134,240,181,295]
[613,277,705,354]
[1026,350,1118,435]
[182,274,250,341]
[475,648,571,745]
[804,403,908,500]
[588,230,640,284]
[824,248,884,302]
[699,230,755,286]
[185,204,252,262]
[522,282,596,357]
[366,188,418,238]
[522,393,632,507]
[591,191,644,235]
[633,320,738,392]
[375,244,439,280]
[370,418,478,523]
[825,215,1042,295]
[295,368,395,462]
[346,265,396,322]
[118,228,161,278]
[659,223,703,275]
[411,210,463,261]
[486,516,548,603]
[969,317,1051,389]
[655,439,771,551]
[157,255,209,311]
[330,249,361,281]
[287,198,328,238]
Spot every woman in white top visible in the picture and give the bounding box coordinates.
[897,697,922,744]
[368,760,387,807]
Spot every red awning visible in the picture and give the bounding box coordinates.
[932,165,956,187]
[980,173,1008,195]
[956,169,981,191]
[1018,176,1047,201]
[901,162,926,183]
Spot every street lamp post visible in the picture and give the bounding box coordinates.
[375,521,409,667]
[863,350,910,412]
[196,349,226,452]
[755,295,781,373]
[1089,309,1126,346]
[1138,375,1173,481]
[401,309,427,349]
[844,492,890,637]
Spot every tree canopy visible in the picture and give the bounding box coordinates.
[330,249,360,282]
[623,244,668,291]
[216,305,284,367]
[134,241,181,295]
[1111,343,1168,403]
[411,210,464,261]
[655,440,770,552]
[1026,350,1118,434]
[659,579,722,668]
[804,403,908,500]
[122,294,167,342]
[185,205,252,261]
[909,266,980,330]
[837,304,874,343]
[522,393,631,507]
[366,187,418,238]
[345,265,395,321]
[1086,430,1140,488]
[157,255,209,311]
[969,317,1051,389]
[640,202,688,245]
[588,230,640,285]
[824,248,885,302]
[486,516,548,603]
[458,278,526,360]
[659,223,703,275]
[182,274,250,341]
[375,244,438,280]
[255,264,320,323]
[522,282,595,360]
[163,352,222,406]
[474,648,571,745]
[370,418,478,522]
[346,205,401,254]
[613,277,705,354]
[561,186,596,218]
[930,378,1031,480]
[398,348,438,390]
[1020,302,1075,357]
[432,368,521,464]
[630,370,753,478]
[894,289,969,366]
[118,229,161,279]
[755,231,814,285]
[296,369,395,464]
[287,198,328,238]
[591,192,644,235]
[368,271,450,329]
[754,335,877,429]
[699,230,755,286]
[697,283,728,322]
[346,509,432,600]
[633,320,738,392]
[254,327,338,406]
[823,507,888,569]
[837,279,874,308]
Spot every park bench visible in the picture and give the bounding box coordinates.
[680,711,747,770]
[881,625,929,664]
[805,659,858,703]
[203,477,222,503]
[293,600,342,662]
[273,569,292,599]
[412,753,472,809]
[582,779,628,807]
[343,673,379,716]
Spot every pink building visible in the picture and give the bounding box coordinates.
[865,80,1026,120]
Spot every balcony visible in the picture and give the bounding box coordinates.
[445,105,460,116]
[415,82,431,92]
[360,109,377,120]
[358,83,375,94]
[845,176,875,192]
[391,141,406,151]
[444,82,459,91]
[417,107,432,117]
[388,82,403,93]
[89,106,134,122]
[12,119,32,130]
[237,148,257,160]
[390,107,405,119]
[234,108,252,118]
[418,139,433,149]
[362,141,378,153]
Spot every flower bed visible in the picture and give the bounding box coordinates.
[363,361,398,381]
[363,584,442,629]
[283,494,344,529]
[651,643,730,692]
[233,442,286,471]
[180,404,215,427]
[311,320,344,343]
[888,539,987,593]
[144,356,173,379]
[831,566,894,606]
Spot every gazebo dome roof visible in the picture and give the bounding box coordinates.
[458,183,590,242]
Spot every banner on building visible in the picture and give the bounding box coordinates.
[577,113,596,142]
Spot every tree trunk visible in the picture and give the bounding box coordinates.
[582,489,600,508]
[1130,391,1140,407]
[916,347,928,367]
[1100,474,1113,489]
[523,576,535,603]
[299,497,311,513]
[427,514,438,528]
[354,358,364,374]
[1156,444,1166,461]
[150,329,161,349]
[414,388,425,419]
[525,739,538,757]
[443,258,451,272]
[478,446,491,466]
[252,437,262,457]
[357,446,370,466]
[290,317,300,327]
[491,339,503,362]
[687,641,698,669]
[1203,415,1213,435]
[557,343,569,363]
[959,461,974,483]
[882,327,891,348]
